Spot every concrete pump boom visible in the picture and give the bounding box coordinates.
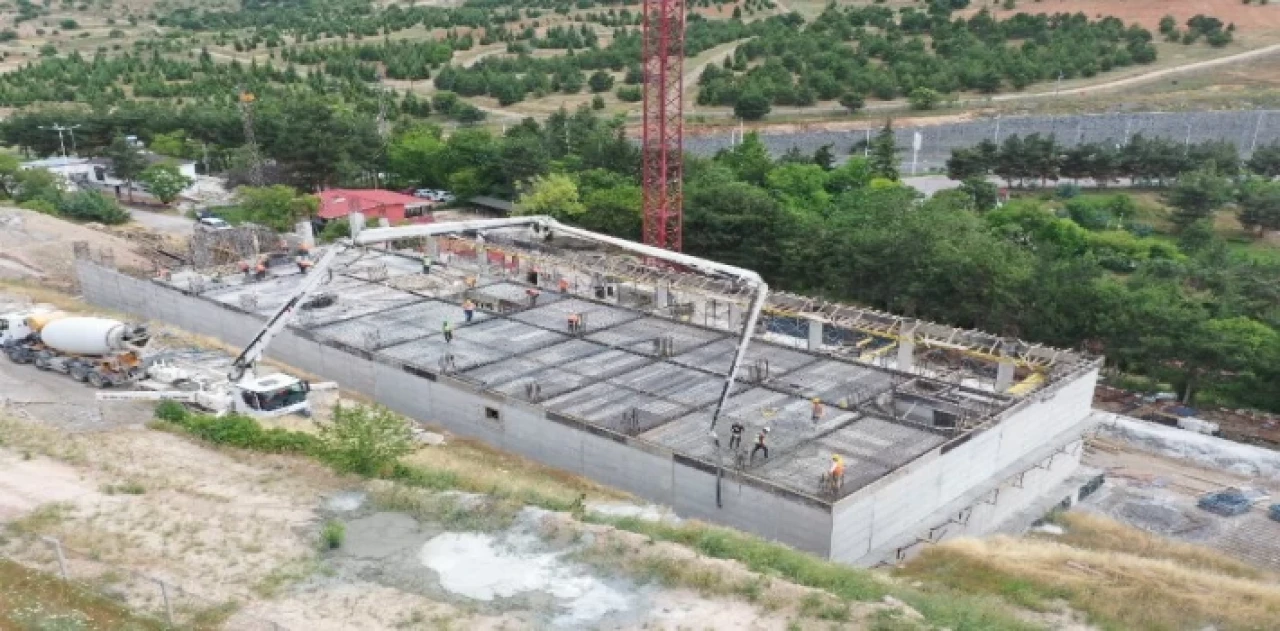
[227,245,343,381]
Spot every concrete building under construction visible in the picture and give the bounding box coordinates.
[75,225,1102,566]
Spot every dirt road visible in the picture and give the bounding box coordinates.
[128,207,193,234]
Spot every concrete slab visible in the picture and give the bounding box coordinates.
[586,317,726,357]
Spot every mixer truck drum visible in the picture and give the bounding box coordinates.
[124,325,152,347]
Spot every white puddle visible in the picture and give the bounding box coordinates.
[420,530,632,627]
[586,501,681,523]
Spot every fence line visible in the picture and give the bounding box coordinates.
[684,109,1280,174]
[3,533,288,630]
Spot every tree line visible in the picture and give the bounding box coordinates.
[694,6,1237,118]
[946,132,1280,234]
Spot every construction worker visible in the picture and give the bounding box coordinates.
[238,260,251,280]
[567,312,581,334]
[728,420,745,450]
[296,255,313,275]
[828,454,845,492]
[422,253,433,275]
[811,398,824,423]
[442,319,454,343]
[462,299,475,324]
[254,260,268,281]
[750,427,770,463]
[526,287,541,307]
[465,276,478,289]
[558,277,570,293]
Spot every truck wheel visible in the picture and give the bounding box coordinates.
[87,372,106,388]
[70,365,89,382]
[34,355,51,370]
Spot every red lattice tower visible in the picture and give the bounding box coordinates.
[641,0,684,252]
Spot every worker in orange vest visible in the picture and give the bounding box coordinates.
[828,454,845,492]
[811,398,824,423]
[558,277,570,293]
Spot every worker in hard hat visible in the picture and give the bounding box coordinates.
[462,299,475,324]
[828,454,845,493]
[442,319,454,343]
[811,398,824,423]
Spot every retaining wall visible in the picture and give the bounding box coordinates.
[829,366,1099,565]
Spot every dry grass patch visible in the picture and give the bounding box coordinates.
[1052,511,1270,580]
[401,434,625,508]
[900,518,1280,631]
[0,559,166,631]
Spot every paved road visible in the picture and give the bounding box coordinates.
[128,207,193,234]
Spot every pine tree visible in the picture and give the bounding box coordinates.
[869,120,900,181]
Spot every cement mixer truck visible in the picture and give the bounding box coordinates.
[2,313,151,388]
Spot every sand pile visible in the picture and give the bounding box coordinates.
[0,207,151,287]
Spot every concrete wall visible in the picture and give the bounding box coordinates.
[829,366,1099,565]
[75,263,834,557]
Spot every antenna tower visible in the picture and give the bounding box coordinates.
[641,0,685,252]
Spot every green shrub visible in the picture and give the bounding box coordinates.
[155,400,189,423]
[318,403,414,476]
[318,217,350,243]
[18,199,58,215]
[616,85,642,102]
[152,405,320,455]
[58,191,130,224]
[321,520,345,550]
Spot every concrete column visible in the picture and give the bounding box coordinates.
[295,220,316,249]
[807,319,823,351]
[349,212,366,238]
[896,339,915,372]
[995,359,1016,392]
[655,283,669,309]
[427,236,440,258]
[728,303,742,331]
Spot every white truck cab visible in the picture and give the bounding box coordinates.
[234,374,311,417]
[0,308,52,345]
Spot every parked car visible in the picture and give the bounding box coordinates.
[198,216,232,230]
[413,188,437,199]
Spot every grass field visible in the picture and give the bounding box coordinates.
[899,512,1280,631]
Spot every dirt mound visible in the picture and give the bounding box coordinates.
[0,207,151,288]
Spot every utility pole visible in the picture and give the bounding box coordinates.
[38,124,79,158]
[1054,71,1064,97]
